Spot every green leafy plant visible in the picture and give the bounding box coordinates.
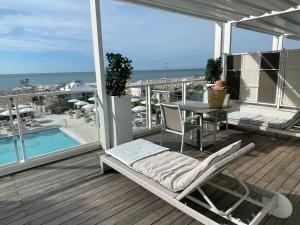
[205,57,223,84]
[105,52,133,97]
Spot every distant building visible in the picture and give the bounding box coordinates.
[60,80,94,100]
[128,80,145,97]
[60,80,94,92]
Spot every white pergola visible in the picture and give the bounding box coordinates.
[89,0,300,149]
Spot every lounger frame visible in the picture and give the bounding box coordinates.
[228,119,300,138]
[100,143,285,225]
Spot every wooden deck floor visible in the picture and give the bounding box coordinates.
[0,129,299,225]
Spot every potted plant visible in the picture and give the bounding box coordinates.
[204,57,227,107]
[105,52,134,147]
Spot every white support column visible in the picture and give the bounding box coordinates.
[223,22,232,54]
[90,0,110,150]
[147,85,152,130]
[14,98,26,162]
[272,35,284,51]
[214,22,223,59]
[182,82,186,119]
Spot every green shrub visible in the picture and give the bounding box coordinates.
[105,53,133,96]
[205,57,222,84]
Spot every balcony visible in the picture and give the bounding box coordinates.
[0,128,298,225]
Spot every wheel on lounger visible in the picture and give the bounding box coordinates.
[270,192,293,218]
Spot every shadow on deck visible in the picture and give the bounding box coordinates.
[0,129,299,225]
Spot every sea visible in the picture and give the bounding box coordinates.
[0,68,205,91]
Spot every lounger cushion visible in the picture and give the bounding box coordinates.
[105,139,169,166]
[132,140,241,192]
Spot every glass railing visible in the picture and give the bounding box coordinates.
[0,78,205,168]
[127,78,206,132]
[0,90,100,167]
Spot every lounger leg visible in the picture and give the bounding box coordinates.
[100,157,104,174]
[226,113,228,137]
[160,129,163,146]
[180,133,185,153]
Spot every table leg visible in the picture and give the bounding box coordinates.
[213,110,219,145]
[200,113,203,151]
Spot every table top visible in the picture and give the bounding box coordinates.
[178,101,230,114]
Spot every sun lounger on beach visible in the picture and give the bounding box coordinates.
[100,139,292,225]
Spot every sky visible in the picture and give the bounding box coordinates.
[0,0,300,74]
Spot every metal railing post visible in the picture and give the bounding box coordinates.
[147,85,152,130]
[7,101,20,163]
[276,49,287,109]
[95,92,101,141]
[182,82,187,119]
[13,98,27,162]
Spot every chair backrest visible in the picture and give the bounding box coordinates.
[160,103,183,133]
[223,94,230,107]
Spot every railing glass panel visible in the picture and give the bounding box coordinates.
[0,91,100,167]
[186,81,205,102]
[0,99,20,165]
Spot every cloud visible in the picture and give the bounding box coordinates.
[0,0,92,54]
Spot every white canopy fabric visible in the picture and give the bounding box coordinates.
[0,107,5,112]
[120,0,300,40]
[235,10,300,40]
[88,97,96,101]
[75,101,89,106]
[19,108,35,114]
[132,106,146,112]
[68,99,80,103]
[140,100,155,105]
[13,104,30,109]
[82,104,95,110]
[131,98,141,103]
[0,110,16,116]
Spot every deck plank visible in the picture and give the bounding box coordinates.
[0,129,298,225]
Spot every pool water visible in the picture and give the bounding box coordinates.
[0,129,80,165]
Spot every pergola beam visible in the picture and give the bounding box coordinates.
[190,0,266,16]
[119,0,227,22]
[187,0,255,18]
[232,6,300,24]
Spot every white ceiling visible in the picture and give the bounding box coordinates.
[119,0,300,40]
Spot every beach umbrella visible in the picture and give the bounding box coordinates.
[13,104,29,109]
[19,108,34,114]
[82,104,95,110]
[88,97,96,101]
[140,100,155,105]
[131,98,141,103]
[132,106,146,113]
[75,101,89,106]
[68,99,79,103]
[0,110,16,116]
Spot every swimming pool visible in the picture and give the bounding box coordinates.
[0,129,80,165]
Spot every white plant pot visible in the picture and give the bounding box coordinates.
[108,95,133,147]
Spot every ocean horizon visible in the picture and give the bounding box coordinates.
[0,68,205,90]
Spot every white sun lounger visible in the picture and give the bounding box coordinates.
[100,142,292,225]
[228,111,300,137]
